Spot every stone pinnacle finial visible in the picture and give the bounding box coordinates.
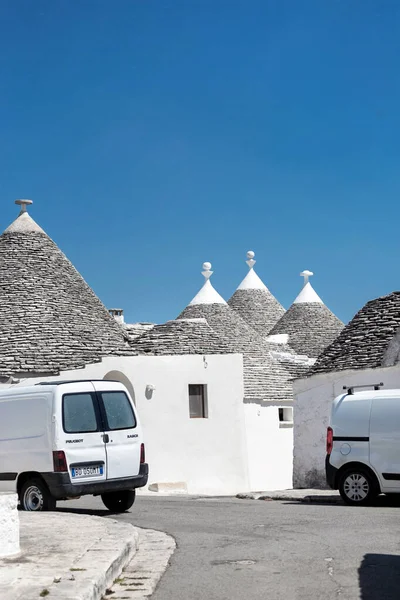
[201,262,213,281]
[15,199,33,214]
[300,270,314,287]
[246,250,256,269]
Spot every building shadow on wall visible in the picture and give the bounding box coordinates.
[359,554,400,599]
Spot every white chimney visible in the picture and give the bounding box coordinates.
[109,308,124,324]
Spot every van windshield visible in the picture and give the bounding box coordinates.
[100,391,136,431]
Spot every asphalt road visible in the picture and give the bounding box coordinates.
[59,494,400,600]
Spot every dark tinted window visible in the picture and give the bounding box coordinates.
[100,391,136,430]
[63,393,98,433]
[189,384,208,418]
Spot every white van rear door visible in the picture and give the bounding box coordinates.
[92,382,141,480]
[370,395,400,490]
[57,382,107,484]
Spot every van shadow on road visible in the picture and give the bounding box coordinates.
[56,506,111,517]
[359,554,400,600]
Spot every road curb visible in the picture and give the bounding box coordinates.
[23,516,140,600]
[105,527,176,599]
[237,492,342,504]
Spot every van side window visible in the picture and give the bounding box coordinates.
[63,393,98,434]
[100,392,136,431]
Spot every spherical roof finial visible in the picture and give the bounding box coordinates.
[201,262,213,281]
[246,250,256,269]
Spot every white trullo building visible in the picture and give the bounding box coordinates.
[0,201,342,495]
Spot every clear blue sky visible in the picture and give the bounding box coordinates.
[1,0,399,325]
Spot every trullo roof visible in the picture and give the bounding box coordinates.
[228,251,285,336]
[268,270,344,358]
[0,200,132,379]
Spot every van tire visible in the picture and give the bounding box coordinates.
[20,478,57,512]
[101,490,136,512]
[338,467,379,506]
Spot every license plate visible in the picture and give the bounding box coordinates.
[71,465,103,478]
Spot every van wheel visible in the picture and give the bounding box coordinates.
[339,468,378,506]
[101,490,136,512]
[20,478,56,512]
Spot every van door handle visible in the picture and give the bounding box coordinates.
[103,434,109,444]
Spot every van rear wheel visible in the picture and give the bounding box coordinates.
[101,490,136,512]
[339,468,378,506]
[20,478,56,511]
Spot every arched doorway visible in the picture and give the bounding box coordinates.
[103,370,136,405]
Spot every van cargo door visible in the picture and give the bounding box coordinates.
[57,382,107,485]
[93,384,141,480]
[370,396,400,490]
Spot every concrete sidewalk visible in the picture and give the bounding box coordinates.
[0,512,139,600]
[237,488,342,503]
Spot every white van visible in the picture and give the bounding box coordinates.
[326,384,400,505]
[0,380,148,512]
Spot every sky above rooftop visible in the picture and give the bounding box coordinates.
[1,1,399,325]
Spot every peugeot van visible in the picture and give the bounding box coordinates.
[326,385,400,505]
[0,380,148,512]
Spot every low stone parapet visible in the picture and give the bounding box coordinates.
[0,493,20,557]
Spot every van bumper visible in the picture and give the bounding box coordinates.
[42,463,149,500]
[325,455,338,489]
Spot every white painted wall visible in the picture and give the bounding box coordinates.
[2,353,249,496]
[133,354,249,495]
[244,401,293,491]
[0,493,19,557]
[293,364,400,488]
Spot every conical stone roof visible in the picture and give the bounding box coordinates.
[176,262,293,401]
[310,291,400,375]
[0,201,132,379]
[228,251,285,336]
[130,318,233,355]
[268,270,344,359]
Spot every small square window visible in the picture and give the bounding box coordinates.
[189,384,208,419]
[278,407,293,428]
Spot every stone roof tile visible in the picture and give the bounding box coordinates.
[130,318,233,355]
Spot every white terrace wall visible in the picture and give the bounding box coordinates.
[293,364,400,488]
[2,353,249,496]
[244,401,293,491]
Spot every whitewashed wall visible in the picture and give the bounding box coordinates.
[293,364,400,488]
[2,353,249,496]
[244,401,293,491]
[0,493,19,557]
[135,353,248,495]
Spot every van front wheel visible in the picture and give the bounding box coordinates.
[101,490,136,512]
[20,478,56,511]
[339,468,378,506]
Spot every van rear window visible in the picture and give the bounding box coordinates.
[100,391,136,431]
[63,393,98,434]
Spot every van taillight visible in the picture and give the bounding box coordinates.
[53,451,68,472]
[326,427,333,455]
[140,443,145,464]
